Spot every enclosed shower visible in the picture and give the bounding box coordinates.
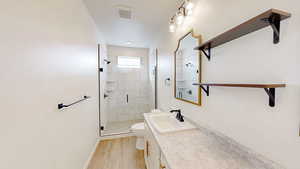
[99,45,156,136]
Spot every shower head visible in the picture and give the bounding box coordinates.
[104,59,111,64]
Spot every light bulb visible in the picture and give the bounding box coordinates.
[169,22,176,32]
[185,0,194,10]
[186,9,193,16]
[176,12,184,25]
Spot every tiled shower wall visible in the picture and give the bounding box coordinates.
[106,45,152,123]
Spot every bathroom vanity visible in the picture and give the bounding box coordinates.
[144,113,284,169]
[144,121,164,169]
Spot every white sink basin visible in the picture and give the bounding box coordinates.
[148,113,196,134]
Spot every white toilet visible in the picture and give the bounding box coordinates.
[131,122,145,150]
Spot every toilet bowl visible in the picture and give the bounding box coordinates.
[131,122,145,150]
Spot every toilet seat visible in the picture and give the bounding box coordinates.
[131,122,145,150]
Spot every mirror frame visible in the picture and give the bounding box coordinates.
[174,30,202,106]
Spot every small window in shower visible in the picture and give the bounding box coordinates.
[117,56,141,68]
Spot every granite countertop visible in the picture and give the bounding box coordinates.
[144,113,284,169]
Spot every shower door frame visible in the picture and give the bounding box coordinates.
[98,44,102,137]
[98,45,158,137]
[155,49,158,109]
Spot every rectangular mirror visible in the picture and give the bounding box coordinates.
[174,31,202,105]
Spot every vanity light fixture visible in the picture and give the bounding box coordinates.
[169,18,176,32]
[168,0,195,32]
[185,0,194,15]
[186,8,193,16]
[185,0,194,10]
[176,9,185,25]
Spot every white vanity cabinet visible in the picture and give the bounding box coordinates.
[144,122,161,169]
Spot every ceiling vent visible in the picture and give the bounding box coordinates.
[116,6,132,20]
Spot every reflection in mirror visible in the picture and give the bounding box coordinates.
[175,31,201,105]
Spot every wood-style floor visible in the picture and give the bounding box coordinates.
[87,137,146,169]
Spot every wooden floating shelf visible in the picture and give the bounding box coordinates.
[194,9,291,60]
[193,83,286,88]
[192,83,286,107]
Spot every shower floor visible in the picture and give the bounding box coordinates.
[102,119,144,136]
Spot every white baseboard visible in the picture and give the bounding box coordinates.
[82,138,101,169]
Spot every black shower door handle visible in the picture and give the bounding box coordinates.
[126,94,128,103]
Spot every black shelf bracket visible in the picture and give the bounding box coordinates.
[264,88,275,107]
[200,43,211,60]
[269,13,281,44]
[262,13,281,44]
[200,85,210,96]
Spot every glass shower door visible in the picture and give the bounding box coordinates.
[101,51,153,136]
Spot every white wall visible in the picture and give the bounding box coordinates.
[155,1,300,169]
[0,0,102,169]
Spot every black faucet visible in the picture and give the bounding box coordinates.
[170,109,184,122]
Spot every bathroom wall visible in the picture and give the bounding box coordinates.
[105,45,152,123]
[155,0,300,169]
[0,0,102,169]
